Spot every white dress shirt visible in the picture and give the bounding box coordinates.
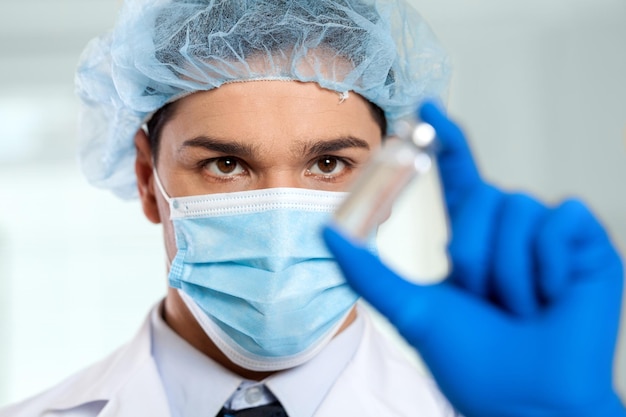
[151,304,364,417]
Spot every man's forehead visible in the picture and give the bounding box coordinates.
[162,82,376,133]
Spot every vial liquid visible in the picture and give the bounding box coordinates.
[333,118,438,241]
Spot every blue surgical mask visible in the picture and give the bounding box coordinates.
[154,172,360,371]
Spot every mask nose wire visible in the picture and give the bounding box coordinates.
[152,167,173,204]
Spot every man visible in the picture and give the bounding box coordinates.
[0,0,458,416]
[3,1,623,416]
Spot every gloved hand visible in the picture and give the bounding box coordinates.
[323,101,626,417]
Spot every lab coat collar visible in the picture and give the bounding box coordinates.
[44,307,170,417]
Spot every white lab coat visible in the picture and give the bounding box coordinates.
[0,307,457,417]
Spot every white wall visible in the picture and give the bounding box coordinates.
[1,0,625,407]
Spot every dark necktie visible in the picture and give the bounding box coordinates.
[216,401,288,417]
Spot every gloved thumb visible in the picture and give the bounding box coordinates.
[323,225,445,345]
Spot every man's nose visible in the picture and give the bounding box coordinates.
[254,171,304,189]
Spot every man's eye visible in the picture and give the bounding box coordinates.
[307,156,347,176]
[205,157,245,176]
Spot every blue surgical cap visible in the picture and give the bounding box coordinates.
[75,0,451,199]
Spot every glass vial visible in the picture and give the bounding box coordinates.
[333,118,438,241]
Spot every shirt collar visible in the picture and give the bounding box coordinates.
[150,305,241,417]
[264,307,364,417]
[150,303,364,417]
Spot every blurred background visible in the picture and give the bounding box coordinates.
[0,0,625,407]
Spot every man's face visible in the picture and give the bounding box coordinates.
[140,80,383,260]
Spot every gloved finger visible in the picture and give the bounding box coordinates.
[492,193,547,316]
[322,225,436,342]
[535,200,623,385]
[447,183,503,297]
[323,223,522,402]
[418,101,482,214]
[535,198,623,303]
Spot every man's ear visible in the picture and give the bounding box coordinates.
[135,129,161,224]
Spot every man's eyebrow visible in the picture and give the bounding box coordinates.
[299,137,371,157]
[180,136,258,157]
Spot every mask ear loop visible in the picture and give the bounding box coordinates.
[152,167,175,271]
[152,167,173,203]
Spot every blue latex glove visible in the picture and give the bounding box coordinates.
[323,101,626,417]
